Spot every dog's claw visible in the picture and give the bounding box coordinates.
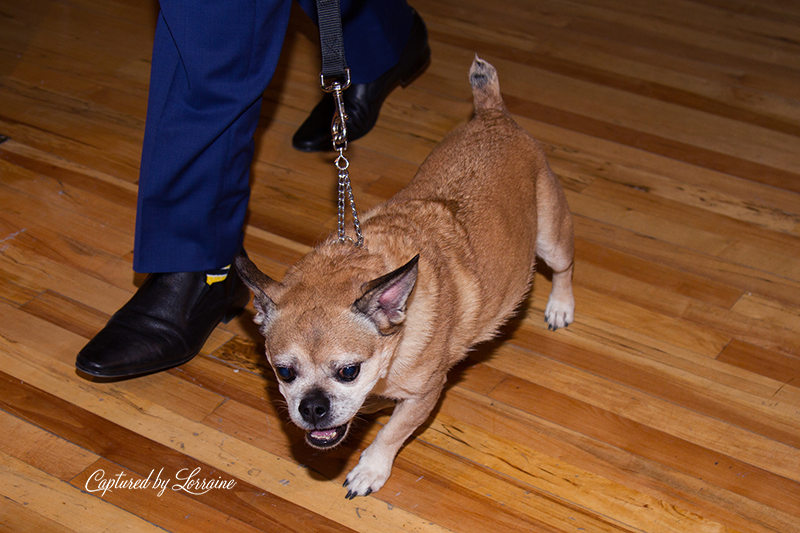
[344,486,372,499]
[345,488,371,500]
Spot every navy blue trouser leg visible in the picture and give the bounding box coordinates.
[133,0,414,273]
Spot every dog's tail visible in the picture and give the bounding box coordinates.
[469,55,504,112]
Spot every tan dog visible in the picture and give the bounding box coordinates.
[235,57,574,499]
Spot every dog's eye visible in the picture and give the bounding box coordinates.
[337,364,361,382]
[275,366,296,383]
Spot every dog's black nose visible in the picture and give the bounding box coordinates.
[299,390,330,426]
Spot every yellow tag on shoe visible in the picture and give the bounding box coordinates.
[206,265,231,285]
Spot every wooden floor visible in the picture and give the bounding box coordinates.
[1,0,799,531]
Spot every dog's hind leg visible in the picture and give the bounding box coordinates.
[535,168,575,330]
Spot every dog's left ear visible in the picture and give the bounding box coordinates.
[354,255,419,335]
[234,253,278,326]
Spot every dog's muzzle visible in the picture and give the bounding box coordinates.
[299,390,350,448]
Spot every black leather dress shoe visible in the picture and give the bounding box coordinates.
[292,8,431,152]
[75,268,249,379]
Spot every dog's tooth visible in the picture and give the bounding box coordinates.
[311,429,337,441]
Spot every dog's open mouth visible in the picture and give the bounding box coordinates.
[306,423,349,449]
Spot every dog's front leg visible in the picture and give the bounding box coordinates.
[344,386,441,499]
[359,395,396,415]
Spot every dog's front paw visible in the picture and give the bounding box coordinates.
[545,293,575,331]
[343,447,394,499]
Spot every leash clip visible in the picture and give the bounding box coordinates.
[320,69,351,151]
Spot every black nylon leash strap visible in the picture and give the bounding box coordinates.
[314,0,362,246]
[316,0,348,83]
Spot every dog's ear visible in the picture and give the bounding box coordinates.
[234,253,277,326]
[354,255,419,335]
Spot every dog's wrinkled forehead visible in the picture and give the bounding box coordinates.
[264,291,377,363]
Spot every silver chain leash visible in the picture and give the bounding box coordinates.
[322,68,363,246]
[335,151,363,246]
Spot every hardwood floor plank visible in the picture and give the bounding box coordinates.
[415,413,737,533]
[484,43,800,181]
[551,282,731,358]
[0,178,134,253]
[0,300,90,364]
[438,387,800,533]
[426,5,800,138]
[730,293,800,334]
[487,375,800,511]
[575,238,744,310]
[680,301,800,359]
[486,337,800,462]
[571,0,800,68]
[0,240,132,316]
[0,138,139,197]
[21,289,111,340]
[559,256,800,358]
[561,4,800,99]
[510,308,797,436]
[0,496,79,533]
[0,450,166,532]
[0,408,98,481]
[579,179,800,274]
[506,90,800,193]
[519,296,789,403]
[531,39,800,135]
[518,113,800,218]
[170,344,275,413]
[586,171,800,238]
[395,443,641,533]
[695,0,800,21]
[0,142,137,234]
[572,216,800,309]
[0,300,235,418]
[0,272,38,307]
[718,340,800,386]
[0,85,144,182]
